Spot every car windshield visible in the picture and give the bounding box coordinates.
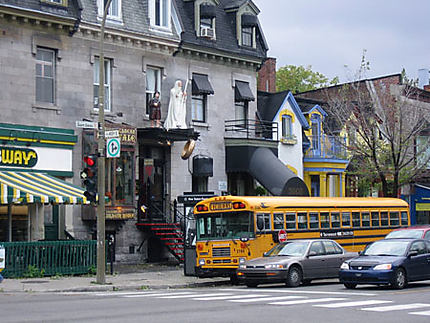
[265,241,309,257]
[385,230,424,239]
[363,240,409,256]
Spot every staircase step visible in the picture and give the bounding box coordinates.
[165,242,184,246]
[155,232,182,236]
[160,237,184,241]
[136,222,180,226]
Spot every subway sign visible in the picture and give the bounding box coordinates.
[0,148,38,168]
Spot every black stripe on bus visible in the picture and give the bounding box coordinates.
[262,226,404,235]
[274,205,408,210]
[265,232,387,240]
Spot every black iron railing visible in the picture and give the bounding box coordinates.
[225,119,278,140]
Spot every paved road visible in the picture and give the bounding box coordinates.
[2,281,430,322]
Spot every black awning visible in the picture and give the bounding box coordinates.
[235,81,255,102]
[200,4,217,18]
[192,74,214,95]
[241,14,258,27]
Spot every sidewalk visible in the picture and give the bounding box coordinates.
[0,265,230,293]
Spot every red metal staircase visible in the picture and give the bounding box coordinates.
[136,222,184,262]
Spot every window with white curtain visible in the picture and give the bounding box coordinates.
[93,57,111,112]
[146,67,162,115]
[149,0,171,29]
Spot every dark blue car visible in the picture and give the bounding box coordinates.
[339,238,430,289]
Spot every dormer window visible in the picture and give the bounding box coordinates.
[242,26,253,47]
[97,0,122,21]
[199,4,216,39]
[149,0,171,30]
[41,0,67,6]
[240,14,258,48]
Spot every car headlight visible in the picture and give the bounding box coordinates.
[199,259,205,266]
[239,264,246,269]
[264,264,284,269]
[340,262,349,270]
[373,264,392,270]
[239,257,246,264]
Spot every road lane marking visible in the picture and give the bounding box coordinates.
[220,288,376,296]
[157,293,232,299]
[269,297,347,305]
[315,300,392,308]
[409,310,430,316]
[362,303,430,312]
[193,294,270,301]
[123,292,195,298]
[94,291,161,297]
[230,295,306,303]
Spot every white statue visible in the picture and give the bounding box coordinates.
[164,80,187,130]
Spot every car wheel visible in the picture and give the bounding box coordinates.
[391,268,407,289]
[246,282,258,288]
[344,283,357,289]
[286,266,302,287]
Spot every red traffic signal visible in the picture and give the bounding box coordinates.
[83,155,96,167]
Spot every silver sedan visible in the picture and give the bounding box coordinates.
[237,239,356,287]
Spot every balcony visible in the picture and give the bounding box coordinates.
[225,119,278,141]
[305,135,348,160]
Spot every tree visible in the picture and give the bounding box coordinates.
[323,58,430,197]
[276,65,338,93]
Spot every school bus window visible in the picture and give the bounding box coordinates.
[401,211,408,226]
[256,213,271,232]
[371,211,380,227]
[389,211,399,226]
[362,211,370,227]
[286,213,296,230]
[273,213,284,230]
[297,212,307,229]
[381,211,389,226]
[342,212,351,227]
[320,212,329,228]
[309,212,319,229]
[331,212,340,228]
[352,212,361,227]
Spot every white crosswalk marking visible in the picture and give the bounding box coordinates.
[409,310,430,316]
[94,291,161,297]
[157,293,232,299]
[123,292,194,298]
[362,303,430,312]
[230,295,306,303]
[221,288,376,296]
[315,300,392,308]
[193,294,270,301]
[270,297,347,305]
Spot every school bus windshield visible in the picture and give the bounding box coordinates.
[196,211,255,240]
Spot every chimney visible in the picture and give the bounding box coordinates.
[258,57,277,93]
[418,68,429,89]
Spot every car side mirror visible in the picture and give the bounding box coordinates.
[408,250,418,258]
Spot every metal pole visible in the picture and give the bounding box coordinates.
[96,0,112,284]
[7,204,12,242]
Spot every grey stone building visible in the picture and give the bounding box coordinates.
[0,0,269,263]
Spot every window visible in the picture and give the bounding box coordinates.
[97,0,122,20]
[242,26,253,47]
[192,176,208,193]
[256,213,271,231]
[401,211,408,226]
[146,67,162,115]
[410,241,427,255]
[200,17,212,29]
[235,101,248,127]
[150,0,170,28]
[309,241,325,256]
[331,212,340,228]
[282,115,293,139]
[362,211,370,227]
[311,114,321,152]
[192,95,206,122]
[93,57,111,112]
[342,212,351,227]
[381,212,389,226]
[286,213,296,230]
[273,213,284,230]
[309,212,319,229]
[425,231,430,240]
[320,212,329,228]
[371,211,380,227]
[416,136,430,169]
[297,212,307,229]
[36,48,55,104]
[42,0,67,6]
[323,241,343,255]
[352,212,360,227]
[389,212,400,226]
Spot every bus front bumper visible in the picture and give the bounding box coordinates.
[195,266,237,278]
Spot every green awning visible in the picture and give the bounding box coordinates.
[0,171,88,205]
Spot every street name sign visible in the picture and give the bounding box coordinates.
[76,121,97,129]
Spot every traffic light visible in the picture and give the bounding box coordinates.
[80,154,98,203]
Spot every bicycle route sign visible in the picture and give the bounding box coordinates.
[106,137,120,158]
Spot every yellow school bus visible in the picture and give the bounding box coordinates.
[193,196,410,279]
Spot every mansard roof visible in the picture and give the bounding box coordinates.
[0,0,81,20]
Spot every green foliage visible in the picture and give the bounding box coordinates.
[276,65,338,93]
[23,265,45,278]
[255,186,268,196]
[87,265,97,275]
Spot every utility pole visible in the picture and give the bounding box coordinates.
[96,0,112,285]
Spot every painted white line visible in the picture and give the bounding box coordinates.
[316,300,392,308]
[157,293,232,299]
[362,303,430,312]
[95,291,160,297]
[230,295,306,303]
[193,294,270,301]
[123,292,194,298]
[270,297,347,305]
[409,310,430,316]
[220,288,376,296]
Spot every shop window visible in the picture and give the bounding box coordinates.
[36,47,55,104]
[273,213,284,230]
[192,95,206,122]
[146,66,162,115]
[286,213,296,230]
[105,150,134,206]
[93,57,111,112]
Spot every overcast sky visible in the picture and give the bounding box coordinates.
[253,0,430,83]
